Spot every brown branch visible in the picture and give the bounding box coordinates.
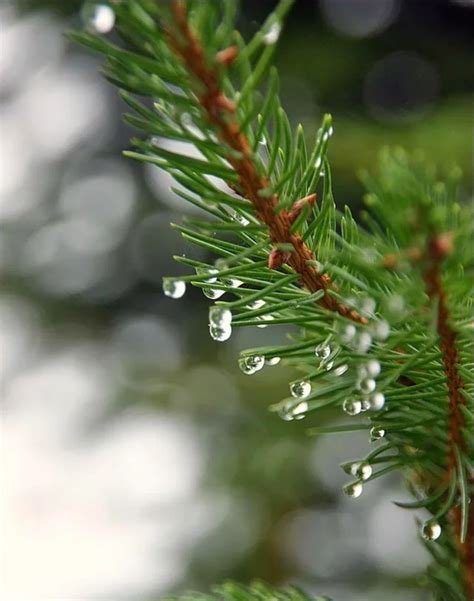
[166,0,367,325]
[423,234,472,599]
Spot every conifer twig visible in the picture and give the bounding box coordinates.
[166,0,367,325]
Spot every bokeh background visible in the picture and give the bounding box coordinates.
[0,1,472,600]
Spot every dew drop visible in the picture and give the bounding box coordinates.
[197,266,218,283]
[361,297,376,316]
[224,277,243,288]
[359,377,376,394]
[257,314,274,328]
[356,331,373,353]
[209,323,232,342]
[290,380,311,399]
[370,426,385,441]
[343,399,362,416]
[203,287,225,300]
[162,279,186,299]
[82,3,115,33]
[374,320,390,341]
[239,354,264,375]
[341,324,357,343]
[333,363,348,376]
[315,343,331,360]
[421,520,442,541]
[369,391,385,411]
[328,125,334,136]
[352,461,372,481]
[247,299,265,310]
[263,22,282,45]
[209,305,232,328]
[291,400,308,419]
[360,398,371,413]
[343,481,363,499]
[325,360,334,372]
[265,356,281,366]
[315,157,322,169]
[366,359,381,378]
[259,135,267,146]
[322,132,330,143]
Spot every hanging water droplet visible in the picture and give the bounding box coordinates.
[322,131,330,143]
[360,398,371,413]
[421,520,442,541]
[370,426,385,441]
[315,343,331,360]
[263,21,282,45]
[257,314,274,328]
[369,392,385,411]
[278,400,295,421]
[328,125,334,137]
[197,266,218,283]
[361,297,376,316]
[82,3,115,33]
[239,355,264,375]
[325,360,334,372]
[247,299,265,310]
[162,279,186,299]
[373,320,390,340]
[366,359,381,378]
[224,277,243,288]
[291,400,308,419]
[343,399,362,416]
[351,461,372,481]
[209,323,232,342]
[203,287,226,300]
[315,157,322,169]
[235,213,250,226]
[343,481,363,499]
[290,380,311,399]
[359,377,376,394]
[259,135,267,146]
[333,364,348,376]
[209,305,232,328]
[356,331,373,353]
[265,356,281,366]
[341,324,357,343]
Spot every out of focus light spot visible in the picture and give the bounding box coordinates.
[130,212,195,284]
[112,315,183,376]
[364,52,439,124]
[319,0,400,38]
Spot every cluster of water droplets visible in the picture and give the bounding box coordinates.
[209,305,233,342]
[82,2,116,33]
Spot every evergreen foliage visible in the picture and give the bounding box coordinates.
[72,1,473,599]
[164,581,329,601]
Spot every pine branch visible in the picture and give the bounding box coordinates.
[164,581,329,601]
[72,2,473,599]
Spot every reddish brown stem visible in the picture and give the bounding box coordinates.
[166,0,367,325]
[424,235,472,599]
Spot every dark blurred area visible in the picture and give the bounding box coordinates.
[0,1,472,600]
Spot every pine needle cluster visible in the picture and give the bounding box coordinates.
[72,1,473,599]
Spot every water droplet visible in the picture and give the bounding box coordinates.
[203,287,225,299]
[373,320,390,340]
[360,398,371,412]
[82,3,115,33]
[265,356,281,366]
[224,277,243,288]
[263,22,282,45]
[356,331,372,353]
[341,324,357,343]
[315,157,322,169]
[366,359,381,378]
[315,343,331,360]
[259,135,267,146]
[209,305,232,328]
[235,213,250,226]
[257,314,274,328]
[361,297,376,316]
[247,299,265,310]
[162,279,186,299]
[328,125,334,136]
[197,266,218,283]
[239,354,264,375]
[291,400,308,419]
[343,399,362,416]
[333,364,348,376]
[421,520,441,541]
[343,481,363,498]
[370,426,385,441]
[369,392,385,411]
[359,377,376,394]
[209,323,232,342]
[325,360,334,371]
[290,380,311,399]
[351,461,372,481]
[322,131,330,142]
